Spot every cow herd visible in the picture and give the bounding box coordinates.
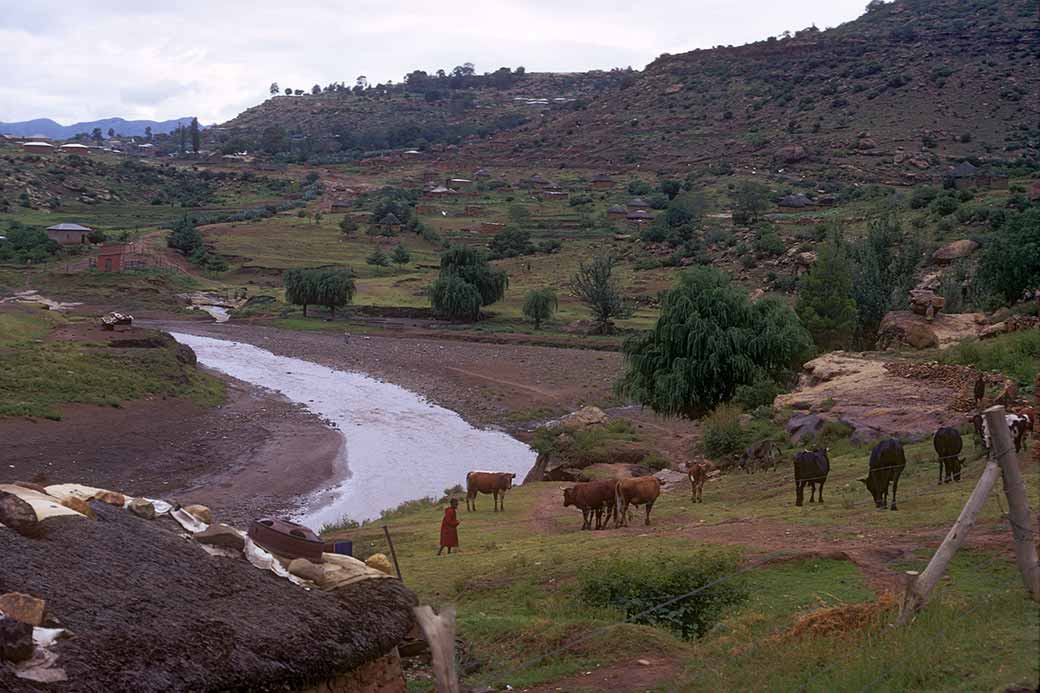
[461,413,1032,530]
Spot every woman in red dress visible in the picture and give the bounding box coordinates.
[438,498,460,555]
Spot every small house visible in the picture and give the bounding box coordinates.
[590,173,614,189]
[46,223,92,245]
[473,168,491,179]
[59,143,90,155]
[93,244,127,272]
[22,141,55,153]
[626,209,653,226]
[377,213,402,233]
[607,204,626,216]
[946,162,985,190]
[521,173,552,188]
[330,199,355,212]
[627,197,650,208]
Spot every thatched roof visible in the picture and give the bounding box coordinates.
[949,161,978,178]
[627,197,650,208]
[0,501,416,691]
[607,204,626,214]
[378,213,403,226]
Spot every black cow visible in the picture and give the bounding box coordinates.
[860,438,906,510]
[933,426,964,484]
[793,448,830,507]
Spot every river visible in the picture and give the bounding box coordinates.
[170,333,536,528]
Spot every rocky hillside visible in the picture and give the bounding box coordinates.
[216,71,632,155]
[464,0,1038,181]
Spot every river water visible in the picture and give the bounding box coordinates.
[170,333,536,528]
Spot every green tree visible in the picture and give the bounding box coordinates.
[429,275,482,321]
[284,268,315,316]
[429,246,507,320]
[260,125,287,154]
[658,179,682,200]
[314,269,356,318]
[488,227,534,259]
[339,215,358,235]
[796,236,858,350]
[568,255,630,333]
[665,191,709,228]
[522,288,558,329]
[616,267,812,418]
[731,181,771,224]
[270,82,280,95]
[166,216,202,255]
[390,242,411,265]
[848,215,922,335]
[144,126,152,141]
[189,117,201,154]
[91,127,103,145]
[977,208,1040,304]
[366,246,390,267]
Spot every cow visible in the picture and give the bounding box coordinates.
[974,413,1033,454]
[793,448,830,507]
[973,373,986,407]
[933,426,964,484]
[737,440,781,474]
[688,462,711,503]
[614,476,661,527]
[860,438,906,510]
[465,471,516,512]
[563,480,618,530]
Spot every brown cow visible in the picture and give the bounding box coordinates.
[563,480,618,530]
[615,476,661,527]
[688,462,710,503]
[466,471,516,512]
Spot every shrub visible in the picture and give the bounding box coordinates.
[977,208,1040,304]
[488,227,535,259]
[390,243,411,265]
[701,404,746,457]
[939,330,1040,386]
[568,255,630,333]
[627,179,653,196]
[797,235,858,350]
[733,376,783,411]
[640,452,670,471]
[753,227,784,257]
[366,246,390,267]
[578,552,748,639]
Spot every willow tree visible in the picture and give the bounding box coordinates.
[522,288,558,329]
[285,268,356,318]
[429,245,507,320]
[616,266,813,418]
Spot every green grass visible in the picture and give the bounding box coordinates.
[325,451,1038,691]
[0,305,66,345]
[0,309,224,419]
[938,330,1040,387]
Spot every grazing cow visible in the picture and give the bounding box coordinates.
[688,462,711,503]
[933,426,964,484]
[738,440,781,474]
[615,476,661,527]
[793,448,830,507]
[465,471,516,512]
[563,480,618,530]
[860,438,906,510]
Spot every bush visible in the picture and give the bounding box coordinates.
[733,376,783,411]
[701,404,746,458]
[366,246,390,267]
[390,243,411,265]
[977,208,1040,304]
[578,552,748,639]
[627,179,653,196]
[939,330,1040,386]
[640,452,670,471]
[522,287,558,329]
[488,227,535,259]
[753,227,784,257]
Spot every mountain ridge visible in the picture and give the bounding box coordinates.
[0,116,195,139]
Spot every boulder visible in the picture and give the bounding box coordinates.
[288,558,326,582]
[183,504,212,524]
[775,144,808,164]
[559,405,608,429]
[366,554,394,575]
[931,239,979,264]
[908,289,944,320]
[786,413,826,443]
[0,616,34,663]
[979,322,1007,339]
[128,498,156,519]
[0,593,46,627]
[194,523,245,552]
[778,193,812,208]
[95,490,126,506]
[59,496,96,520]
[0,491,42,537]
[877,312,940,350]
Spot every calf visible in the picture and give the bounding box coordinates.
[615,476,661,527]
[688,462,710,503]
[933,426,964,484]
[563,480,618,530]
[860,438,906,510]
[465,471,516,512]
[792,448,830,507]
[738,440,781,474]
[975,413,1032,454]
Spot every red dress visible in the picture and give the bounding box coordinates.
[440,507,460,548]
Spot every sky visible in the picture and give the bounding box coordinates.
[0,0,868,126]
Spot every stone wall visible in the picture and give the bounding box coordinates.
[301,649,405,693]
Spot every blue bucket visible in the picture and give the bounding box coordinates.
[333,540,353,556]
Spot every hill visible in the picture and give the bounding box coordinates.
[468,0,1038,181]
[0,116,195,139]
[214,70,634,158]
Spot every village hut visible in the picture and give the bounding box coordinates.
[472,168,491,179]
[590,173,614,189]
[93,244,128,272]
[21,141,54,154]
[607,204,626,216]
[59,143,90,155]
[46,223,92,246]
[946,161,980,189]
[626,209,654,227]
[627,197,650,208]
[522,173,552,188]
[778,193,812,208]
[378,213,403,233]
[0,484,417,691]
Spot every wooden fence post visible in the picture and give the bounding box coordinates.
[896,457,1002,625]
[984,405,1040,602]
[413,605,460,693]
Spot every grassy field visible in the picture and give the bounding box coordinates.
[327,435,1039,691]
[0,304,225,419]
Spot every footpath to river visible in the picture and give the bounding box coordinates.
[172,332,537,527]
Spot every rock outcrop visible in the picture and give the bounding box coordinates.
[931,239,979,264]
[876,311,984,350]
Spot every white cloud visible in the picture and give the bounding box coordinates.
[0,0,867,125]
